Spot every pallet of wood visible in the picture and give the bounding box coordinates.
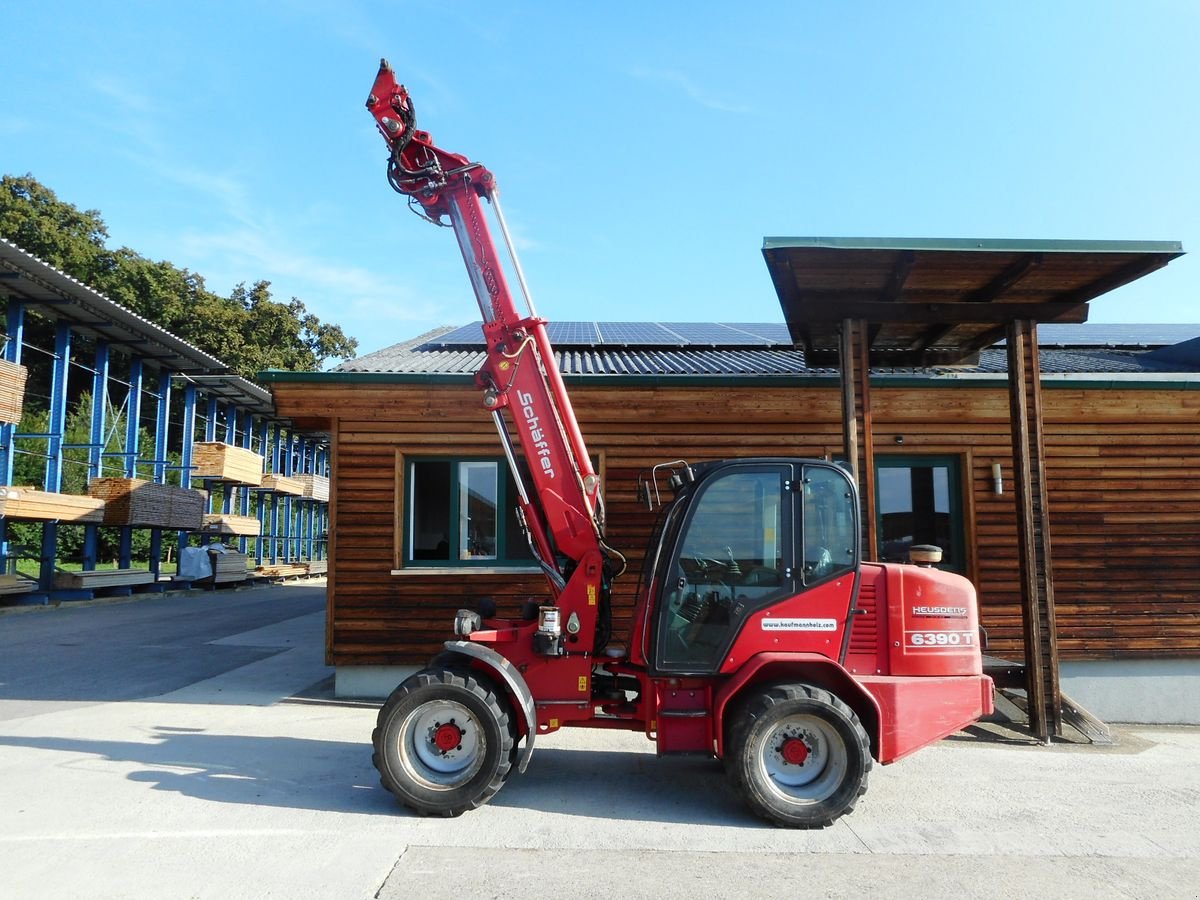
[0,486,106,523]
[88,478,207,530]
[261,474,305,496]
[305,559,328,576]
[0,359,28,425]
[212,550,251,584]
[256,562,308,578]
[199,513,261,536]
[53,568,155,590]
[191,442,263,485]
[296,474,330,502]
[0,573,37,595]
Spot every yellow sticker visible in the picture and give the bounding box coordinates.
[498,361,511,371]
[578,675,588,692]
[587,584,597,606]
[549,718,559,729]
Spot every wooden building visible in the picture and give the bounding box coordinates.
[266,321,1200,723]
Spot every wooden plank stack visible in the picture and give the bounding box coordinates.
[296,474,330,501]
[0,574,36,595]
[212,550,251,584]
[200,513,261,536]
[0,359,28,425]
[88,478,207,530]
[53,568,155,590]
[256,562,308,578]
[192,442,264,485]
[305,559,328,576]
[261,474,305,496]
[0,487,106,523]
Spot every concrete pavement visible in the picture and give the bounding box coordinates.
[1,585,1198,898]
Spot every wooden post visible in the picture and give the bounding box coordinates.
[1006,319,1062,740]
[839,319,879,560]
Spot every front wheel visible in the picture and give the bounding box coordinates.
[372,667,516,817]
[726,683,871,828]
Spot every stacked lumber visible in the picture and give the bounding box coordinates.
[305,559,328,576]
[296,474,330,502]
[0,487,106,523]
[200,513,261,536]
[212,550,251,584]
[53,568,155,590]
[192,442,263,485]
[256,562,308,578]
[0,359,28,424]
[88,478,207,529]
[261,474,305,496]
[0,574,36,595]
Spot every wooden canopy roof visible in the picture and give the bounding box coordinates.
[762,237,1184,366]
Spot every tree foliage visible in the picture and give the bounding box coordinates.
[0,174,358,378]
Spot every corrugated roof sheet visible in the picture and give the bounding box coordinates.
[336,323,1200,378]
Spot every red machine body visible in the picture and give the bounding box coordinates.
[365,60,993,827]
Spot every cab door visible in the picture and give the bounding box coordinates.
[653,464,796,674]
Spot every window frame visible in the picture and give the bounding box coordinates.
[874,453,967,574]
[393,452,538,572]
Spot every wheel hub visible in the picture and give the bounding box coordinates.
[780,737,810,765]
[432,721,464,753]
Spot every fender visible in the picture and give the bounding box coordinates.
[438,640,538,773]
[712,652,883,759]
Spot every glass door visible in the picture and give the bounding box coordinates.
[875,455,965,574]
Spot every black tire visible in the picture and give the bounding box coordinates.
[372,667,516,817]
[725,683,871,828]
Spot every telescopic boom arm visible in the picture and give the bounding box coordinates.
[366,60,610,602]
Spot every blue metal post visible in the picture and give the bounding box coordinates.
[1,302,26,485]
[178,383,197,558]
[82,341,110,570]
[118,358,143,568]
[1,302,27,565]
[147,371,170,577]
[239,410,253,554]
[40,322,73,588]
[269,425,281,563]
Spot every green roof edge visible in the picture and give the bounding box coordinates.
[761,236,1184,255]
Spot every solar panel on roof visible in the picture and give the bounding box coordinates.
[545,322,601,344]
[726,323,793,344]
[663,323,772,346]
[597,322,681,345]
[427,322,486,346]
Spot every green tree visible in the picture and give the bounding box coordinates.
[0,174,358,377]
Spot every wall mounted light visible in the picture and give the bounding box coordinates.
[992,462,1003,495]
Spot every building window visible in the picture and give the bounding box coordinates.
[406,458,534,567]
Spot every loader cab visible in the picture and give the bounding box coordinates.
[647,459,859,675]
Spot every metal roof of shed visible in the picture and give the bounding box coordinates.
[0,236,231,374]
[762,237,1184,366]
[326,322,1200,380]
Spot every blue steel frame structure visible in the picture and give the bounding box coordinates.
[0,240,331,604]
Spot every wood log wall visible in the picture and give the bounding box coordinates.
[272,381,1200,667]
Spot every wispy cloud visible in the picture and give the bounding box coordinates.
[178,226,452,325]
[89,75,154,115]
[627,67,757,115]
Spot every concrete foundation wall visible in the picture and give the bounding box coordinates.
[1061,659,1200,725]
[335,665,420,700]
[337,659,1200,725]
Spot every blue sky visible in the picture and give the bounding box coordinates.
[4,1,1198,360]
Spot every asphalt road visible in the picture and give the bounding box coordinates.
[1,585,1198,899]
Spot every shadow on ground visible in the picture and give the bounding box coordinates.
[0,727,396,816]
[0,729,764,825]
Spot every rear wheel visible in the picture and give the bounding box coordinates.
[726,683,871,828]
[372,668,515,817]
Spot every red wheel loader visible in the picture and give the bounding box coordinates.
[364,60,993,827]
